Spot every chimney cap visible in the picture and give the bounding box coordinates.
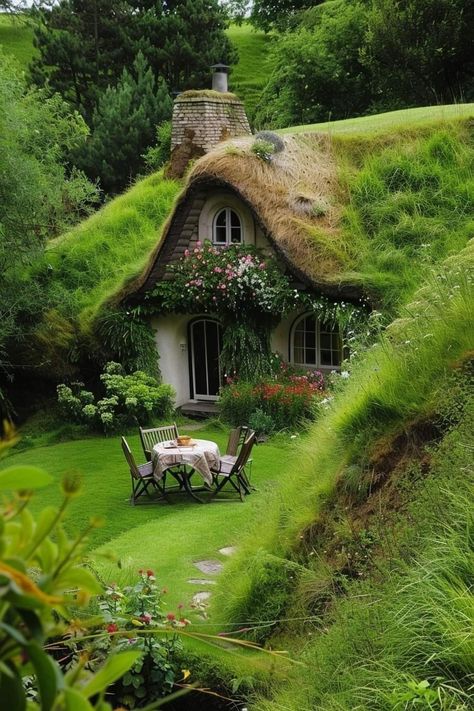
[211,62,230,73]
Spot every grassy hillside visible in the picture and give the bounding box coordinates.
[279,102,474,136]
[0,13,36,69]
[209,243,474,709]
[226,22,273,121]
[31,171,181,331]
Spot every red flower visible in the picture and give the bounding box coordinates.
[146,569,154,578]
[107,623,118,634]
[166,613,176,621]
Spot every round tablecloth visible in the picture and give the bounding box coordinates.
[152,438,220,487]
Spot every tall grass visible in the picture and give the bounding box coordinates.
[253,410,474,710]
[210,241,473,641]
[335,124,474,312]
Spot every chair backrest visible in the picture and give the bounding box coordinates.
[121,436,140,480]
[139,424,179,454]
[232,431,256,474]
[226,425,252,456]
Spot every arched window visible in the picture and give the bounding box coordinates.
[291,314,342,367]
[213,208,242,245]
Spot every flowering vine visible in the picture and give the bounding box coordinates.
[144,241,367,329]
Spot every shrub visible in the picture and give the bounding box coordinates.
[57,361,175,432]
[219,365,325,430]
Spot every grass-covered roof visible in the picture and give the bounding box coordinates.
[124,103,474,312]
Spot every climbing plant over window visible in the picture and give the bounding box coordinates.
[140,242,368,378]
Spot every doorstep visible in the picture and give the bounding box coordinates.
[180,400,219,419]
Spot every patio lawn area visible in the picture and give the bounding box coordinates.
[2,423,290,623]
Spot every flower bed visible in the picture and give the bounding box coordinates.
[219,364,325,433]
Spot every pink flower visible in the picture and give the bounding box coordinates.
[184,249,190,257]
[196,240,202,247]
[213,266,222,273]
[166,613,176,621]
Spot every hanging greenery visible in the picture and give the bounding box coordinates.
[138,241,369,379]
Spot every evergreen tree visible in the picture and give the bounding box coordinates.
[31,0,236,121]
[76,52,172,194]
[30,0,135,121]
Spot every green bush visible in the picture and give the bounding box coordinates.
[57,361,175,433]
[219,368,324,431]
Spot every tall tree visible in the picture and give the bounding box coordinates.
[30,0,135,120]
[362,0,474,107]
[76,52,173,193]
[31,0,237,121]
[0,51,99,412]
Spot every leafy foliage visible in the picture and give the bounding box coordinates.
[75,52,173,194]
[219,364,325,430]
[255,0,474,128]
[57,362,175,432]
[0,53,99,415]
[31,0,236,121]
[0,424,143,711]
[94,570,187,707]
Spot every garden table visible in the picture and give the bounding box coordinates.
[151,438,220,502]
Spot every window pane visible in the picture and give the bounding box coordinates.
[294,347,304,364]
[215,226,226,243]
[230,227,241,243]
[304,316,316,333]
[306,329,315,349]
[216,210,227,226]
[294,329,304,349]
[230,210,240,227]
[305,348,316,365]
[320,350,332,366]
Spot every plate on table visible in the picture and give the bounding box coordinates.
[162,441,179,449]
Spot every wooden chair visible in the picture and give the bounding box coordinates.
[121,436,165,505]
[225,426,254,486]
[139,424,179,461]
[211,431,256,502]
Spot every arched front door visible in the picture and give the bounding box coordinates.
[189,319,222,400]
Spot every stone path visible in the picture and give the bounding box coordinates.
[189,547,237,609]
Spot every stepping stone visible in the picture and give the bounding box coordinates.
[187,578,217,586]
[192,591,211,605]
[193,559,223,575]
[218,546,237,557]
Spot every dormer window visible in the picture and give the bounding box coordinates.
[213,208,242,245]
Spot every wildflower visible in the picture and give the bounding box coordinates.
[106,623,118,634]
[166,613,176,621]
[340,371,350,379]
[146,569,155,578]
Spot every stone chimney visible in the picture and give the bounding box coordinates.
[166,64,251,179]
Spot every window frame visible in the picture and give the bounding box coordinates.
[212,207,243,245]
[290,313,343,369]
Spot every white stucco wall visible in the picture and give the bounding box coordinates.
[152,314,191,407]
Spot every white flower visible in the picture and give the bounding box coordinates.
[340,371,350,379]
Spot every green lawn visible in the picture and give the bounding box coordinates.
[0,13,37,68]
[3,424,291,625]
[279,102,474,135]
[226,22,273,119]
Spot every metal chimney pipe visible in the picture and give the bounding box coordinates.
[211,63,229,92]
